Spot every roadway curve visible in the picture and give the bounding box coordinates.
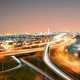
[0,56,22,74]
[43,36,78,80]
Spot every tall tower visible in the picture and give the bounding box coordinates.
[48,27,50,35]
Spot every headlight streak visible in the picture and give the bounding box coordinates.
[43,44,74,80]
[20,58,54,80]
[0,56,22,74]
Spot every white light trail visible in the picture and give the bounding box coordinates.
[43,44,73,80]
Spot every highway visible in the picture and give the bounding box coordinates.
[43,44,73,80]
[0,33,80,80]
[0,47,44,57]
[20,58,54,80]
[0,56,22,74]
[43,34,80,80]
[0,33,75,58]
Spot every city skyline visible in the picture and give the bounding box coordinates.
[0,0,80,32]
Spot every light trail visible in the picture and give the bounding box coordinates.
[0,56,22,74]
[20,58,54,80]
[43,44,73,80]
[0,33,78,79]
[43,33,80,80]
[0,43,46,58]
[50,35,80,74]
[0,47,44,58]
[0,33,75,58]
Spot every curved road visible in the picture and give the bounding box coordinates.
[0,56,22,74]
[43,35,77,80]
[43,44,73,80]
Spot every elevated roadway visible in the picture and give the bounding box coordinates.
[0,47,45,57]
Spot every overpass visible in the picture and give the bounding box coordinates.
[0,47,45,57]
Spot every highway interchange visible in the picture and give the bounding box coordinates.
[0,33,80,80]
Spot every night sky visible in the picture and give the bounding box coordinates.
[0,0,80,32]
